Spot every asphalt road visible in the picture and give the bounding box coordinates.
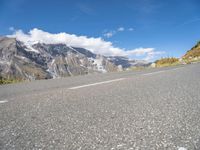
[0,63,200,150]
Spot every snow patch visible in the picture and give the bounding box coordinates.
[51,59,55,65]
[15,55,29,61]
[46,68,57,79]
[88,57,107,73]
[178,147,187,150]
[25,46,39,53]
[0,60,11,65]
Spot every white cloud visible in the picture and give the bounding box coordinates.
[180,18,200,26]
[128,28,134,31]
[77,3,93,15]
[117,27,125,32]
[144,51,165,61]
[103,27,125,38]
[9,27,15,31]
[103,27,133,38]
[103,32,114,38]
[8,28,165,61]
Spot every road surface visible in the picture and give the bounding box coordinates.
[0,63,200,150]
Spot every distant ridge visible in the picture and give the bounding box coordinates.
[183,41,200,59]
[0,37,149,80]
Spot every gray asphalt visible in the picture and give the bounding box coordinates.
[0,63,200,150]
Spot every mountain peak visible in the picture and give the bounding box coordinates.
[0,37,149,80]
[183,41,200,59]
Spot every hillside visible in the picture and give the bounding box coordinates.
[154,57,179,67]
[0,37,148,81]
[154,41,200,67]
[0,37,118,80]
[183,41,200,59]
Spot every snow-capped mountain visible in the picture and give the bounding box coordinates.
[107,56,150,68]
[0,37,149,80]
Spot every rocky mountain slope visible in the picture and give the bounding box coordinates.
[0,37,149,80]
[183,41,200,59]
[153,41,200,68]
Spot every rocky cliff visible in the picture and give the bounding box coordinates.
[0,37,119,80]
[0,37,149,80]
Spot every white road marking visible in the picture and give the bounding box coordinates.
[143,67,183,76]
[143,70,166,76]
[0,100,8,104]
[68,78,126,90]
[178,147,187,150]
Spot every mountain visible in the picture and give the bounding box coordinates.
[152,41,200,68]
[183,41,200,59]
[0,37,149,80]
[108,56,151,68]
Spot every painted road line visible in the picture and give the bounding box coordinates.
[0,100,8,104]
[143,70,166,76]
[143,67,184,76]
[68,78,126,90]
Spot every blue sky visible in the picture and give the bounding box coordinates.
[1,0,200,60]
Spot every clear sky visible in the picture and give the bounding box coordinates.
[0,0,200,60]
